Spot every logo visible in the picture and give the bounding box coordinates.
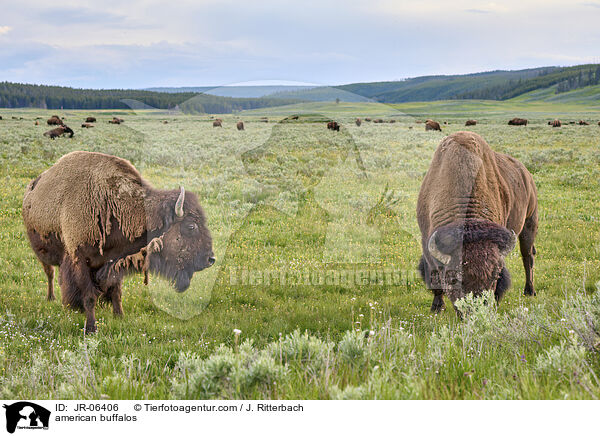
[2,402,50,434]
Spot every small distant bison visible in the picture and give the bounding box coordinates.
[108,117,123,124]
[23,151,215,333]
[389,119,396,124]
[213,120,222,127]
[465,120,477,126]
[85,117,96,123]
[44,125,74,139]
[425,120,442,131]
[373,119,384,124]
[578,120,589,125]
[47,116,63,126]
[364,118,372,122]
[237,121,245,131]
[327,121,340,131]
[549,120,561,127]
[81,123,94,128]
[417,132,538,314]
[355,118,362,126]
[508,118,528,126]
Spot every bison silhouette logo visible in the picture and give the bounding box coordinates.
[3,402,50,433]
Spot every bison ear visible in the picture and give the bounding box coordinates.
[175,186,185,217]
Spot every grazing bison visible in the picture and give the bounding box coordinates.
[47,116,63,126]
[108,119,121,124]
[508,118,528,126]
[425,119,442,131]
[417,132,538,313]
[44,125,74,139]
[465,120,477,126]
[213,120,222,127]
[373,119,384,123]
[364,118,372,122]
[327,121,340,131]
[22,151,215,333]
[389,119,396,124]
[81,123,94,128]
[85,117,97,123]
[35,121,40,126]
[355,118,362,126]
[578,120,589,125]
[0,115,3,120]
[598,121,600,126]
[237,121,245,131]
[549,119,561,127]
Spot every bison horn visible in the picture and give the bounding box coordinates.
[175,186,185,217]
[428,231,451,265]
[500,230,518,257]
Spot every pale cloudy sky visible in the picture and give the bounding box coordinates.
[0,0,599,88]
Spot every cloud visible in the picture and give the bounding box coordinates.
[465,9,492,14]
[0,26,11,35]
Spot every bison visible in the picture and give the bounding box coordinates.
[364,118,372,122]
[86,117,97,123]
[425,119,442,131]
[417,132,538,314]
[465,120,477,126]
[22,151,215,333]
[108,119,121,124]
[213,120,222,127]
[47,116,63,126]
[43,125,74,139]
[355,118,362,126]
[327,121,340,131]
[237,121,245,131]
[549,119,561,127]
[81,123,94,128]
[578,120,589,125]
[508,118,528,126]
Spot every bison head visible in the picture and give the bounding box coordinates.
[147,187,215,292]
[419,219,516,305]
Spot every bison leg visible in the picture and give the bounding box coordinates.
[42,263,55,301]
[519,213,538,297]
[107,284,124,316]
[431,292,445,313]
[59,255,101,333]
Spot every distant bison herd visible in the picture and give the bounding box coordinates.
[7,109,600,331]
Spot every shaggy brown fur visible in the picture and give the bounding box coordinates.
[213,120,222,127]
[23,151,215,332]
[425,119,441,131]
[550,119,561,127]
[47,116,63,126]
[465,120,477,126]
[355,118,362,126]
[43,125,74,139]
[578,120,589,125]
[237,121,244,131]
[417,132,538,313]
[86,117,97,123]
[508,118,528,126]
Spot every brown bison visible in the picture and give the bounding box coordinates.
[417,132,538,313]
[44,125,74,139]
[549,119,561,127]
[598,121,600,126]
[373,119,384,123]
[35,121,39,126]
[237,121,245,131]
[108,118,121,124]
[578,120,589,125]
[355,118,362,126]
[23,151,215,333]
[47,116,63,126]
[425,119,442,131]
[81,123,94,128]
[465,120,477,126]
[327,121,340,131]
[364,118,372,122]
[213,120,222,127]
[86,117,97,123]
[389,119,396,124]
[259,117,269,123]
[508,118,528,126]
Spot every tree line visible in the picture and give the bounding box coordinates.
[0,82,298,113]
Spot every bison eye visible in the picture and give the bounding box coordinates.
[187,223,198,231]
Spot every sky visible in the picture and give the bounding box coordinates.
[0,0,599,89]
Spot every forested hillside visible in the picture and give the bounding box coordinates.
[0,82,298,112]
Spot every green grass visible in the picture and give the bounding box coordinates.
[0,105,599,399]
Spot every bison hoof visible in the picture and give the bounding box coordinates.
[430,297,445,313]
[85,324,97,334]
[47,294,56,301]
[523,287,536,297]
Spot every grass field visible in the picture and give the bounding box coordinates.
[1,102,599,399]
